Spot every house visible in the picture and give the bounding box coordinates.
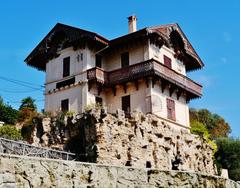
[25,16,203,130]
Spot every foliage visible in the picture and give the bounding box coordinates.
[190,108,231,139]
[215,138,240,181]
[84,103,102,112]
[0,96,19,124]
[190,120,209,138]
[19,97,37,111]
[190,120,217,154]
[0,125,22,140]
[18,97,38,123]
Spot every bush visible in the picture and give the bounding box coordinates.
[190,120,217,154]
[0,125,22,140]
[215,138,240,181]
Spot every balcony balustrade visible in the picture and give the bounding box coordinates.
[87,59,202,97]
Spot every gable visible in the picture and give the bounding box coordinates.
[149,24,204,71]
[25,23,109,71]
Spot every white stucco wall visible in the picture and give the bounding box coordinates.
[98,80,147,114]
[45,85,83,113]
[43,42,190,129]
[151,83,189,127]
[45,47,96,85]
[149,44,186,75]
[103,44,147,71]
[45,46,97,112]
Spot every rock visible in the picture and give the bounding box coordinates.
[0,154,240,188]
[30,109,217,175]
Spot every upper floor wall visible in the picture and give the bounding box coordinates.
[101,41,186,76]
[149,44,186,76]
[102,43,148,71]
[46,39,188,86]
[45,47,96,84]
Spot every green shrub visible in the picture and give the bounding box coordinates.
[0,125,22,140]
[190,120,210,139]
[215,138,240,180]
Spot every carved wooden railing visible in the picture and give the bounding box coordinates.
[87,59,202,96]
[0,137,76,161]
[87,67,106,83]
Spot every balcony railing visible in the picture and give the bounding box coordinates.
[87,59,202,97]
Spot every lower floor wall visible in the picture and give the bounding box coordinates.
[0,154,239,188]
[45,79,190,130]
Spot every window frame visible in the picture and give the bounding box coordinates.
[61,99,69,112]
[63,57,70,78]
[121,52,129,68]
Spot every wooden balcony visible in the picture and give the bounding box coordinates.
[87,59,202,98]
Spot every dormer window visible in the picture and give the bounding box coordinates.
[164,55,172,69]
[121,52,129,68]
[63,57,70,77]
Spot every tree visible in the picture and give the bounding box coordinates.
[19,97,37,111]
[18,97,37,122]
[0,96,19,124]
[190,108,231,139]
[215,138,240,181]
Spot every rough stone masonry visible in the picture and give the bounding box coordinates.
[30,108,217,175]
[0,154,239,188]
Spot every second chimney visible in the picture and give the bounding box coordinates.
[128,15,137,33]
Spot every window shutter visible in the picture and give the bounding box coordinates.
[164,55,172,69]
[167,98,176,121]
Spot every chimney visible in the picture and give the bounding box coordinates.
[128,15,137,33]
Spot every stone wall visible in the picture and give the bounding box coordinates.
[0,154,239,188]
[30,109,216,175]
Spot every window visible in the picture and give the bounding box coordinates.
[95,96,102,105]
[164,55,172,69]
[122,95,131,115]
[167,98,176,121]
[61,99,69,112]
[95,55,102,68]
[63,57,70,77]
[56,77,75,89]
[121,52,129,68]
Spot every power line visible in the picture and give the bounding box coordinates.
[0,88,44,94]
[5,99,44,104]
[0,75,44,90]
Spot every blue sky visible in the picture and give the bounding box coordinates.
[0,1,239,136]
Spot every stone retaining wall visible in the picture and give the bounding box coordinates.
[30,109,216,174]
[0,154,239,188]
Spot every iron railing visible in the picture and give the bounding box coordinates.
[0,137,76,161]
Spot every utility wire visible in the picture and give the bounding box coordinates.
[0,75,44,90]
[0,88,44,93]
[5,99,44,104]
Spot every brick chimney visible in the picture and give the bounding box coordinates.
[128,15,137,33]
